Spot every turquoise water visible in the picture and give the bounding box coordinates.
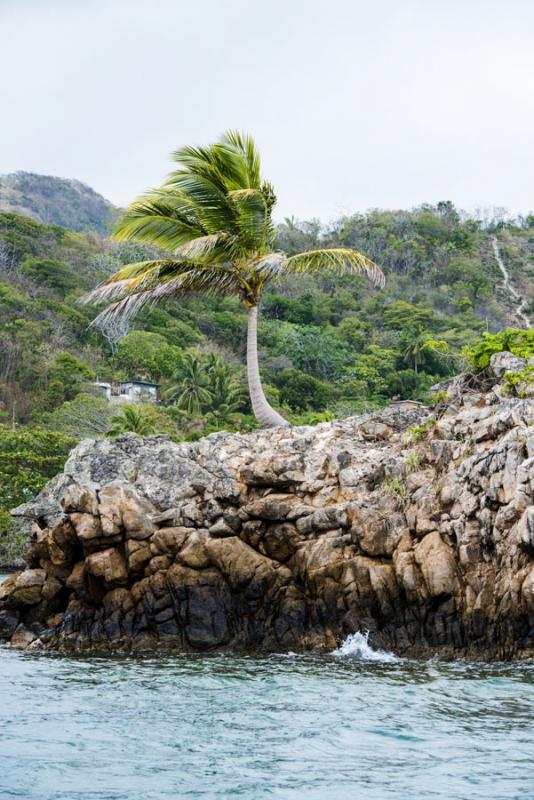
[1,573,534,799]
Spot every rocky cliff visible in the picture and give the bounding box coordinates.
[2,352,534,659]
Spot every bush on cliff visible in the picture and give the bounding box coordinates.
[467,328,534,370]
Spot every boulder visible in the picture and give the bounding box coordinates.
[86,548,128,585]
[6,569,46,606]
[60,483,98,515]
[489,351,526,379]
[414,532,459,598]
[358,420,393,441]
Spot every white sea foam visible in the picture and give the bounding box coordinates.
[332,631,399,662]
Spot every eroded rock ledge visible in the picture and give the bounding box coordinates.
[2,352,534,659]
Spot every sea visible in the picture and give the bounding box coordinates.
[1,573,533,799]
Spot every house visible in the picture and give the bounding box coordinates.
[117,380,159,404]
[93,380,159,404]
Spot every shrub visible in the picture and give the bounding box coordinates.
[275,368,333,411]
[0,426,76,513]
[467,328,534,371]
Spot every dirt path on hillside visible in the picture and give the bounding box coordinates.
[492,236,531,328]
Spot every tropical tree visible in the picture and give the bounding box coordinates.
[165,352,212,414]
[84,131,384,427]
[204,355,246,424]
[108,404,157,436]
[400,327,449,373]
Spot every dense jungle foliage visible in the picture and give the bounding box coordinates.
[0,193,533,532]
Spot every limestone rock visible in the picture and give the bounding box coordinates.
[358,420,393,441]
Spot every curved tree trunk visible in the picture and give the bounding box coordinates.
[247,305,289,428]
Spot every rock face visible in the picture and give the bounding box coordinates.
[3,353,534,659]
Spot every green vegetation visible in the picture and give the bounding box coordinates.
[465,328,534,370]
[87,131,383,427]
[409,418,436,443]
[383,478,408,508]
[502,367,534,398]
[0,171,533,533]
[0,426,76,512]
[108,404,159,436]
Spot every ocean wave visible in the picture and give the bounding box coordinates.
[332,631,399,662]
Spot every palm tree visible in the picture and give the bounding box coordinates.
[165,352,212,414]
[204,355,246,424]
[401,327,449,373]
[108,404,157,436]
[84,131,384,427]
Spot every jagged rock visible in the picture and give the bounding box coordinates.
[358,420,393,441]
[208,518,236,538]
[414,532,459,598]
[151,527,191,555]
[70,513,102,543]
[126,539,153,574]
[178,530,210,569]
[85,548,128,586]
[11,625,38,649]
[349,503,406,557]
[60,483,98,515]
[2,361,534,659]
[4,569,46,606]
[489,351,526,379]
[65,561,87,596]
[0,609,20,638]
[517,507,534,550]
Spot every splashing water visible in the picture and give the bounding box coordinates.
[332,631,399,662]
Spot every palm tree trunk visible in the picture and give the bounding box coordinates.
[247,305,289,427]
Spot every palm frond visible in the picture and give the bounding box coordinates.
[81,278,134,305]
[173,233,237,260]
[285,248,385,288]
[163,173,237,234]
[220,131,261,188]
[113,193,205,249]
[152,266,244,298]
[81,260,194,305]
[229,189,267,251]
[170,144,234,192]
[92,288,161,327]
[249,252,286,279]
[90,266,245,327]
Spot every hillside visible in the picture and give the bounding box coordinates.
[0,172,118,234]
[0,192,533,546]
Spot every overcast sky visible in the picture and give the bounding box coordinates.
[1,0,533,221]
